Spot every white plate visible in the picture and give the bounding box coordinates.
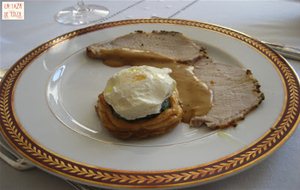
[0,19,299,189]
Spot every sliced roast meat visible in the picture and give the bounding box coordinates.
[86,31,206,64]
[191,59,264,129]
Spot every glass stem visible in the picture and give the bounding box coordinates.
[76,0,88,12]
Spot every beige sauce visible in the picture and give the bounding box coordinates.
[166,63,212,123]
[101,50,212,123]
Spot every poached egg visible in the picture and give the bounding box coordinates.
[103,66,176,120]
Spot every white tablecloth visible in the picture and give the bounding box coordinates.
[1,1,299,189]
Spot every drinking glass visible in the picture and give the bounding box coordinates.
[55,0,109,25]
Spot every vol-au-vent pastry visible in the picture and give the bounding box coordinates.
[95,66,183,139]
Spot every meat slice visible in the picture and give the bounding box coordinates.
[86,31,206,64]
[191,59,264,129]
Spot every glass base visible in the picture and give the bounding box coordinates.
[55,5,109,25]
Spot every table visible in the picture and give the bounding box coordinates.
[1,1,299,189]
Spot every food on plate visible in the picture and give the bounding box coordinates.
[145,62,213,123]
[87,31,213,124]
[89,30,264,132]
[191,58,265,128]
[86,30,207,66]
[95,66,183,139]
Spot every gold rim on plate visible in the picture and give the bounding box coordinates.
[0,19,299,188]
